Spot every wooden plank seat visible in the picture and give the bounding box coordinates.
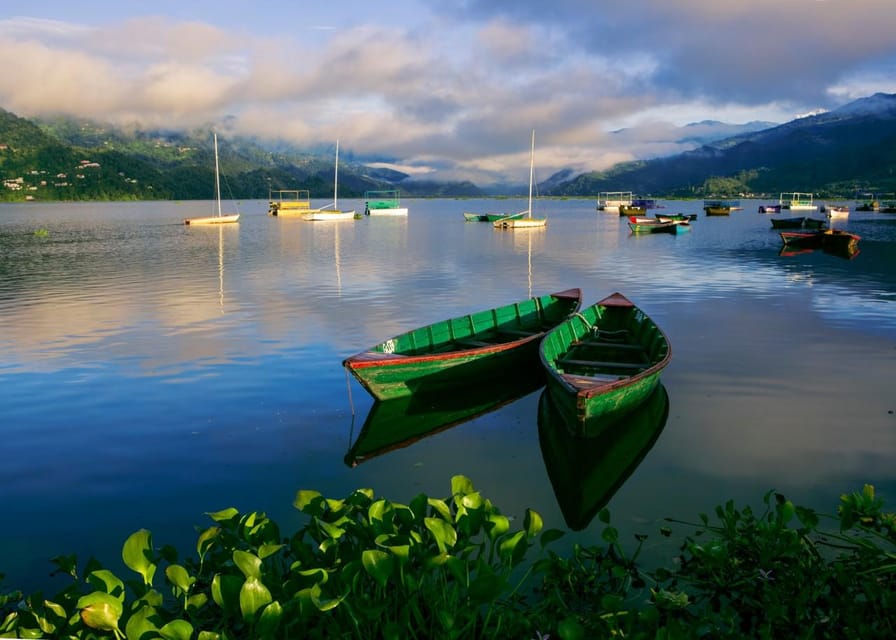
[495,327,539,337]
[557,358,647,371]
[571,339,646,352]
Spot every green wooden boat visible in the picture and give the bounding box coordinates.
[345,371,544,467]
[627,219,678,233]
[537,384,669,530]
[343,289,583,401]
[463,211,527,223]
[539,292,671,438]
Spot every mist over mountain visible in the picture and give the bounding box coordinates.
[1,92,894,202]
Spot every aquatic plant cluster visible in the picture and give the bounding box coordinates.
[1,479,894,638]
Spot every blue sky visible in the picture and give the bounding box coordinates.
[1,1,894,184]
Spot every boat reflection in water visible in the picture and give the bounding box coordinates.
[345,371,544,467]
[537,384,669,531]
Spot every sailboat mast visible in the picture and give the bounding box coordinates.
[214,133,222,218]
[334,139,339,210]
[528,130,535,219]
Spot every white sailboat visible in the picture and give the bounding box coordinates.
[184,133,240,225]
[494,130,547,229]
[303,140,356,221]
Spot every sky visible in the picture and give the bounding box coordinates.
[1,0,894,185]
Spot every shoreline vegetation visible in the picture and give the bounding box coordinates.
[2,477,894,639]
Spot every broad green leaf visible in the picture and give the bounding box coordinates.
[206,507,239,523]
[293,489,322,511]
[198,631,222,640]
[160,619,194,640]
[557,616,586,640]
[258,543,284,560]
[316,519,345,540]
[186,593,208,612]
[233,550,262,579]
[461,492,484,510]
[124,604,159,640]
[122,529,156,586]
[308,583,344,612]
[540,528,565,549]
[361,549,395,587]
[165,564,194,593]
[369,499,390,524]
[196,526,220,560]
[239,576,273,620]
[486,513,510,540]
[211,573,244,614]
[427,498,451,521]
[325,498,346,513]
[77,592,123,632]
[86,569,125,598]
[524,509,543,537]
[425,517,458,553]
[451,475,475,497]
[257,601,283,638]
[498,530,527,562]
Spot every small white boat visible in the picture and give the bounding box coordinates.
[825,205,849,219]
[304,140,355,222]
[184,133,240,225]
[365,190,408,216]
[494,131,547,230]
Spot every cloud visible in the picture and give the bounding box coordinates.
[0,3,894,185]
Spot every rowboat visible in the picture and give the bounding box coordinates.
[655,213,696,222]
[463,211,526,223]
[703,199,739,216]
[539,292,671,438]
[780,229,860,254]
[345,371,544,467]
[803,217,827,230]
[628,218,682,233]
[825,205,849,219]
[343,288,583,401]
[537,384,669,530]
[770,216,806,229]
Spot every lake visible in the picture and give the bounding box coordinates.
[2,197,895,593]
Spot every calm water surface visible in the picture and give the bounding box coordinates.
[2,198,896,592]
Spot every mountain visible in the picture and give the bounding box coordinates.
[2,93,895,201]
[551,93,896,198]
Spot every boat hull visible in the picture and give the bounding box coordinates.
[493,217,547,228]
[770,216,806,229]
[539,292,671,438]
[367,208,409,216]
[303,209,356,221]
[183,213,240,225]
[344,289,582,401]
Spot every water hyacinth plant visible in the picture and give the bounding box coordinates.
[1,480,895,638]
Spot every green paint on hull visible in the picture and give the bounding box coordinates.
[344,289,582,401]
[539,292,671,438]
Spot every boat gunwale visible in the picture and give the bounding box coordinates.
[540,292,672,401]
[343,288,583,371]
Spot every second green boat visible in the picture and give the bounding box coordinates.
[539,292,671,438]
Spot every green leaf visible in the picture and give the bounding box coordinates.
[540,528,565,549]
[427,498,451,521]
[425,517,458,553]
[206,507,239,523]
[524,509,543,537]
[451,475,475,497]
[240,576,273,620]
[258,543,284,560]
[122,529,157,586]
[124,604,160,640]
[165,564,194,593]
[361,549,396,588]
[159,619,194,640]
[486,513,510,540]
[498,530,527,563]
[256,601,283,638]
[233,550,263,580]
[196,526,220,560]
[293,489,323,512]
[557,616,586,640]
[211,573,244,614]
[86,569,125,598]
[77,592,123,633]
